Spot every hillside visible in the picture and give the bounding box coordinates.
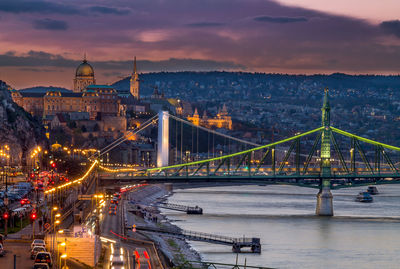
[111,71,400,97]
[0,81,47,166]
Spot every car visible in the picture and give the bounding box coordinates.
[110,198,119,205]
[33,263,50,269]
[31,239,46,250]
[0,243,4,257]
[134,248,151,269]
[34,252,52,268]
[31,246,46,259]
[109,204,117,210]
[109,208,117,215]
[110,244,125,269]
[23,204,33,210]
[110,259,125,269]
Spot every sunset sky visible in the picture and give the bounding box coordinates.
[0,0,399,89]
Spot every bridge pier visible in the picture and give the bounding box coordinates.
[316,186,333,216]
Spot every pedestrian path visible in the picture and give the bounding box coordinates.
[7,219,43,239]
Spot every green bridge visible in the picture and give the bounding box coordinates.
[99,89,400,216]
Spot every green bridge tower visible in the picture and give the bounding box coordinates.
[316,88,334,216]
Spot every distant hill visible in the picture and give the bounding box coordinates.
[19,86,71,93]
[111,71,400,97]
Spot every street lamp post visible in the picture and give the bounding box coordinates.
[60,253,67,269]
[50,207,58,256]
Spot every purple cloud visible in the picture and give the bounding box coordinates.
[33,18,68,31]
[0,0,400,88]
[380,20,400,38]
[253,15,307,23]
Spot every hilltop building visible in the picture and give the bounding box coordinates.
[9,56,146,135]
[187,104,232,130]
[73,54,96,92]
[11,57,121,120]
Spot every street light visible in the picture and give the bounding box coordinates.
[60,253,67,268]
[51,207,59,256]
[57,241,67,268]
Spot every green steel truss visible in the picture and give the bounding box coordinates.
[127,90,400,189]
[139,124,400,189]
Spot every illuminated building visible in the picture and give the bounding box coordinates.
[187,104,232,130]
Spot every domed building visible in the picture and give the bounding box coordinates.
[73,55,96,92]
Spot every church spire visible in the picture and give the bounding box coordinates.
[130,56,140,100]
[133,56,137,74]
[83,52,87,63]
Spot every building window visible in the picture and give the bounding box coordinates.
[52,105,54,110]
[48,105,50,110]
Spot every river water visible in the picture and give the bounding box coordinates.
[161,184,400,268]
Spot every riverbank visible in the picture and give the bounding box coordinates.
[125,184,201,267]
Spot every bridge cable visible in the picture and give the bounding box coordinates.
[169,114,260,147]
[96,115,158,159]
[88,114,158,160]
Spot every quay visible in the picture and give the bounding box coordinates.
[158,202,203,214]
[131,225,261,253]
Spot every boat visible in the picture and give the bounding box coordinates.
[367,186,379,195]
[355,192,373,203]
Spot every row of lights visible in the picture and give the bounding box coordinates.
[1,145,10,159]
[102,163,138,168]
[98,164,138,173]
[30,146,42,159]
[52,207,68,267]
[44,160,98,194]
[62,147,98,156]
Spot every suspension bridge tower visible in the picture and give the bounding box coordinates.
[157,111,169,167]
[316,88,334,216]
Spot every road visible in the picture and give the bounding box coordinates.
[100,197,164,269]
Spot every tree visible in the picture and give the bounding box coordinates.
[68,121,77,129]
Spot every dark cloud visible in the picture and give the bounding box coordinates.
[138,58,245,71]
[253,15,308,23]
[0,0,130,16]
[380,20,400,38]
[0,0,79,14]
[0,51,244,71]
[33,18,68,31]
[185,22,225,28]
[19,67,63,72]
[102,71,124,77]
[27,50,64,60]
[88,6,130,15]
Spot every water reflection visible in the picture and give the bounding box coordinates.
[162,184,400,268]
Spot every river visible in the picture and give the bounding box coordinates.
[161,184,400,268]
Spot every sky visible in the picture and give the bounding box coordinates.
[0,0,399,89]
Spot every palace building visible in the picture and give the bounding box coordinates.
[187,104,233,130]
[11,56,141,120]
[73,54,96,92]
